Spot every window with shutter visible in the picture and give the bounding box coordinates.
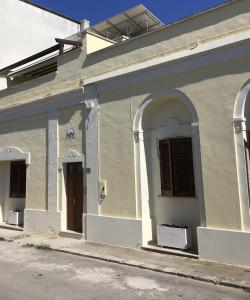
[159,137,195,197]
[171,138,195,197]
[9,161,26,198]
[159,139,173,196]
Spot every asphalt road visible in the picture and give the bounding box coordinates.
[0,241,248,300]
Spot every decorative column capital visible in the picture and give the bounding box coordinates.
[134,130,144,143]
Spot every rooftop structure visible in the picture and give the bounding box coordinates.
[90,5,164,41]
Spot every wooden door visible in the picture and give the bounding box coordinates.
[67,162,83,233]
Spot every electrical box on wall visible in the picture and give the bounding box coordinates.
[99,180,106,204]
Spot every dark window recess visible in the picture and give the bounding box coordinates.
[9,161,26,198]
[159,139,173,196]
[10,62,57,86]
[159,138,195,197]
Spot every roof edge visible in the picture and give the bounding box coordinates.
[19,0,80,24]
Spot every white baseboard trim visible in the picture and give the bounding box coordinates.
[24,209,61,235]
[86,215,142,249]
[197,226,250,267]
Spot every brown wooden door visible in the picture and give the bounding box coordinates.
[67,162,83,233]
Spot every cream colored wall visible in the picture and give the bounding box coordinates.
[86,33,114,54]
[142,96,191,129]
[57,48,84,82]
[98,92,136,218]
[0,73,58,109]
[98,55,250,231]
[183,61,249,231]
[58,104,85,156]
[84,0,249,79]
[0,0,247,235]
[0,113,47,210]
[89,0,250,231]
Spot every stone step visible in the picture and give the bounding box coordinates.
[143,243,199,259]
[58,230,83,240]
[0,223,24,232]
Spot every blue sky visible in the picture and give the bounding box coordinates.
[30,0,229,25]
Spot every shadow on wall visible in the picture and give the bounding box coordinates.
[90,57,250,108]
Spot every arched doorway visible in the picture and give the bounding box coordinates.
[233,80,250,231]
[134,89,205,252]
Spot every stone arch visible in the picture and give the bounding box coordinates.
[233,79,250,230]
[133,89,205,247]
[233,80,250,120]
[134,89,199,132]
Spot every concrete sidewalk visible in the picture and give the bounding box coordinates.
[0,228,249,292]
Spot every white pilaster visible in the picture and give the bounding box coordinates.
[134,130,152,246]
[233,118,250,230]
[191,122,206,227]
[48,110,58,212]
[0,76,7,91]
[83,85,99,216]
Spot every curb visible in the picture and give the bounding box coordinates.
[49,246,250,293]
[1,234,250,293]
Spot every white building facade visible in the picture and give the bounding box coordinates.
[0,0,250,268]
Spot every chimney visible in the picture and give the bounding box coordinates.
[80,19,90,33]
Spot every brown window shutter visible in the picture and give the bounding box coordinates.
[10,161,26,198]
[171,138,195,197]
[159,139,173,196]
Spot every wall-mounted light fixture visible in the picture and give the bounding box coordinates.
[66,128,76,139]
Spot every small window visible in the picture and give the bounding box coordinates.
[9,161,26,198]
[159,138,195,197]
